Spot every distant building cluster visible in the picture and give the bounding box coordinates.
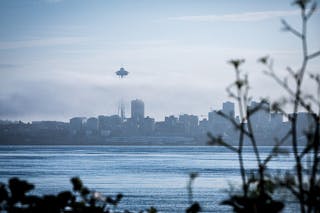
[0,99,316,145]
[67,99,202,137]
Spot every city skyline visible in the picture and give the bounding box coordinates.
[0,0,319,122]
[0,98,264,123]
[1,98,315,147]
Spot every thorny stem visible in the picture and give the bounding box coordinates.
[238,123,248,197]
[246,114,265,194]
[308,114,319,213]
[307,79,320,213]
[234,67,248,197]
[235,68,245,122]
[292,8,308,213]
[226,63,250,198]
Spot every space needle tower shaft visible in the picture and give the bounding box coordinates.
[115,67,129,122]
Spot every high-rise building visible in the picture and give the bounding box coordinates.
[207,102,235,138]
[69,117,86,135]
[222,101,235,118]
[131,99,145,123]
[86,117,98,131]
[179,114,199,135]
[141,116,155,135]
[85,117,98,136]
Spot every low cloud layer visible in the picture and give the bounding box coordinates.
[168,10,300,22]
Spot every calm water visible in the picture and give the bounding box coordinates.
[0,146,298,212]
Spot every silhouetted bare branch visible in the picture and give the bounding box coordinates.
[281,19,303,38]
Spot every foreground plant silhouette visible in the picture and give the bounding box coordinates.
[208,0,320,212]
[186,172,201,213]
[0,177,157,213]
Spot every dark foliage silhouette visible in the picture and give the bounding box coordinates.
[0,177,158,213]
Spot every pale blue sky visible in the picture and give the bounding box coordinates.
[0,0,319,121]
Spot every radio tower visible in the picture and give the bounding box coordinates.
[115,67,129,122]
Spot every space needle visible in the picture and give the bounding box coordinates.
[115,67,129,122]
[116,67,129,78]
